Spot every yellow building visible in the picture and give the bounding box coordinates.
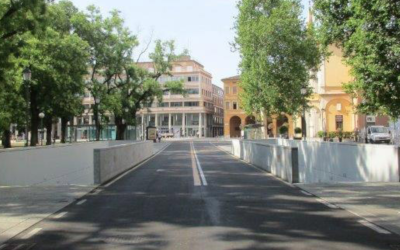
[222,76,256,138]
[305,45,388,137]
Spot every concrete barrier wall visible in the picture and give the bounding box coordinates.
[232,140,298,183]
[94,141,153,184]
[251,139,400,183]
[0,141,149,186]
[0,142,109,186]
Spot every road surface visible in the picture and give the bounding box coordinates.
[2,141,399,250]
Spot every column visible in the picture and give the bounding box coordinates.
[182,113,186,137]
[204,113,208,137]
[199,113,202,138]
[272,117,278,137]
[155,113,158,128]
[168,113,172,132]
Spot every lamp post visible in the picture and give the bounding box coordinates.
[39,112,45,146]
[301,87,307,139]
[23,68,32,147]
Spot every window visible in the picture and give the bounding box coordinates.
[175,66,182,72]
[163,90,170,96]
[171,102,183,107]
[187,88,199,95]
[233,86,237,94]
[158,102,169,107]
[233,102,238,110]
[187,66,193,72]
[184,102,199,107]
[226,102,230,110]
[187,76,199,82]
[335,115,343,130]
[225,87,230,94]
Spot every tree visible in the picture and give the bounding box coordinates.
[72,6,138,141]
[0,0,47,82]
[0,0,48,147]
[17,1,89,146]
[234,0,321,136]
[314,0,400,118]
[108,40,186,140]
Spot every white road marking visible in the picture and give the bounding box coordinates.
[359,220,391,234]
[14,244,28,250]
[104,143,171,188]
[54,212,68,219]
[301,190,312,196]
[21,228,42,240]
[76,199,87,206]
[316,198,339,209]
[192,142,208,186]
[157,169,165,172]
[190,142,202,186]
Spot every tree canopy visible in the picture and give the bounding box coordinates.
[314,0,400,118]
[234,0,321,118]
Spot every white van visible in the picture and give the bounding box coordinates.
[362,126,391,144]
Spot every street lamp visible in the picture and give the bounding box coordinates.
[301,87,307,139]
[39,112,45,146]
[23,68,32,147]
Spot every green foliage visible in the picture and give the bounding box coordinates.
[235,0,322,117]
[294,127,302,134]
[328,131,336,139]
[279,126,288,134]
[317,131,325,138]
[18,1,89,119]
[0,0,47,82]
[314,0,400,118]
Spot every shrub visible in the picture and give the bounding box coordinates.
[328,132,337,139]
[279,126,288,134]
[337,129,343,138]
[343,132,352,139]
[317,131,325,138]
[294,127,302,134]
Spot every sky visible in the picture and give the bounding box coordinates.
[69,0,310,87]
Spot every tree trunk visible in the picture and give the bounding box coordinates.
[115,116,127,140]
[61,117,68,143]
[2,130,12,148]
[45,117,53,146]
[29,89,39,146]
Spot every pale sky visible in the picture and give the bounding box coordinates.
[69,0,310,87]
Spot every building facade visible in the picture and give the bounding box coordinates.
[136,56,224,139]
[222,76,257,138]
[306,45,389,137]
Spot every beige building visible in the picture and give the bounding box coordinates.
[136,56,224,138]
[222,76,257,138]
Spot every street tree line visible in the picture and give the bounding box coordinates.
[235,0,400,132]
[0,0,185,148]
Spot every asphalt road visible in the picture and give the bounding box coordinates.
[2,141,400,250]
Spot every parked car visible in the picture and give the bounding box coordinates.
[360,126,391,144]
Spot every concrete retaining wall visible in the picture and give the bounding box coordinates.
[232,140,299,183]
[239,139,400,183]
[0,141,152,186]
[94,141,153,184]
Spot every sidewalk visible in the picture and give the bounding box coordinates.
[297,182,400,235]
[0,185,94,245]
